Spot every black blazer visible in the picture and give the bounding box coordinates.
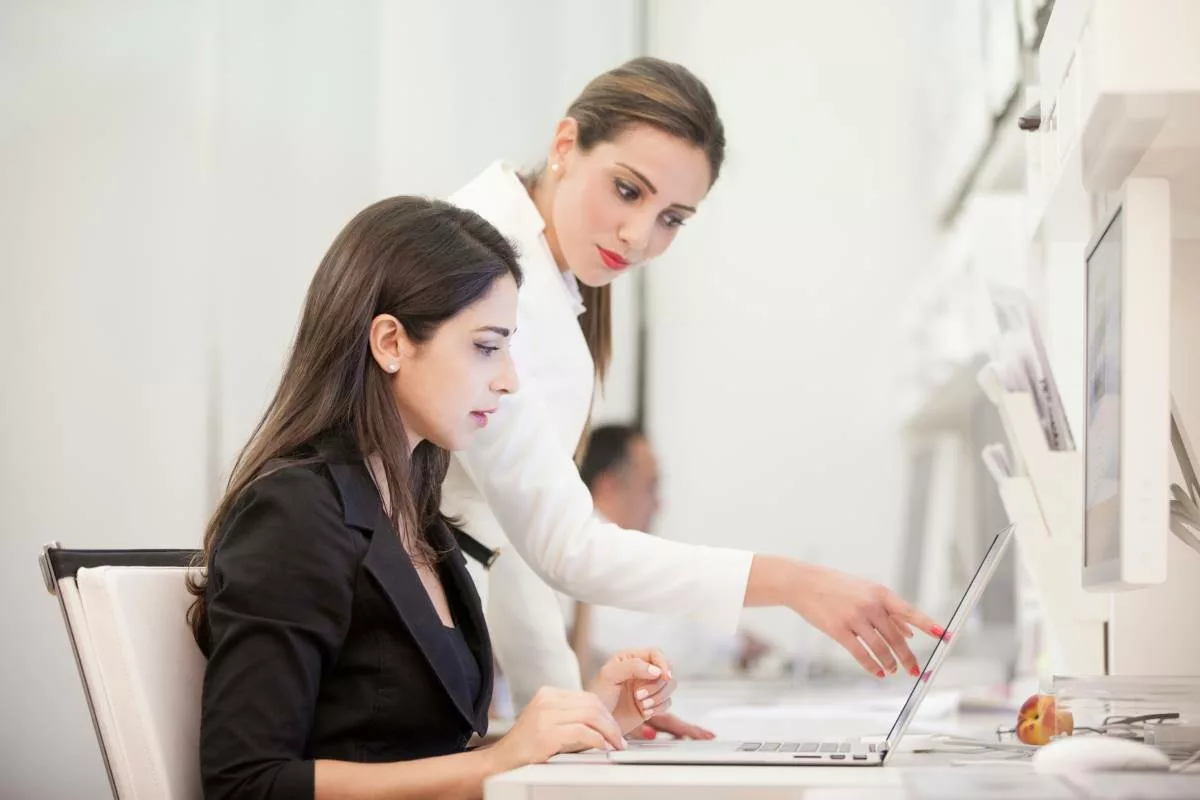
[197,441,493,800]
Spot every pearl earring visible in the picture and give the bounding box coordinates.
[387,363,398,373]
[550,162,560,173]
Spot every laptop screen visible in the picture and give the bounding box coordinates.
[881,525,1015,756]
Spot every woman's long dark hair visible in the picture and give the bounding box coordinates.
[186,197,522,639]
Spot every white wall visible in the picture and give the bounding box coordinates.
[643,0,940,662]
[377,1,639,198]
[0,2,635,794]
[211,1,386,494]
[1,3,220,794]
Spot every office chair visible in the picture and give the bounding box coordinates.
[39,542,204,800]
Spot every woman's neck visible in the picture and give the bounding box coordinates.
[526,172,569,275]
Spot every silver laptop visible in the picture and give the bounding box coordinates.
[608,525,1014,766]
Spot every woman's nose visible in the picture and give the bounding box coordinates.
[492,352,520,395]
[618,213,654,253]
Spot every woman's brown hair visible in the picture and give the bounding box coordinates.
[555,56,726,382]
[186,197,523,639]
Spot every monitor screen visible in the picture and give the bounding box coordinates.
[1085,208,1124,569]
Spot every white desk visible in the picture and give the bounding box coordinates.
[483,679,1006,800]
[485,748,1200,800]
[482,680,1200,799]
[484,751,939,800]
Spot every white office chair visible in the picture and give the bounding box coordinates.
[39,542,205,800]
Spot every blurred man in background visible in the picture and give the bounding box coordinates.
[568,425,771,681]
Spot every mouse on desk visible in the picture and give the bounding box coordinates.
[1032,735,1172,774]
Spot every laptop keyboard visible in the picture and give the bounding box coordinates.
[737,741,877,756]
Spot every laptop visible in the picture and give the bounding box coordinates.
[607,524,1015,766]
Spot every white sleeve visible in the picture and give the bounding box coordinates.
[455,379,754,635]
[486,540,583,709]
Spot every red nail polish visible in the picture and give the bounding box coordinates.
[931,626,946,639]
[910,666,920,677]
[876,669,885,678]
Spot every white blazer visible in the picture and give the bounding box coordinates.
[443,161,753,708]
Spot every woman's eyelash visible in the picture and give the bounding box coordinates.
[617,176,688,228]
[615,178,639,201]
[475,343,500,356]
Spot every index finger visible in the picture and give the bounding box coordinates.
[887,597,946,640]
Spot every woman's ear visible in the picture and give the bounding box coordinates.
[548,117,580,173]
[368,314,414,374]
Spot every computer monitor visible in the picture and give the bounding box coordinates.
[1082,178,1172,590]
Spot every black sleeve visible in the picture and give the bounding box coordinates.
[200,465,360,800]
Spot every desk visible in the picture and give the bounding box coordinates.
[483,679,1004,800]
[484,752,936,800]
[485,749,1200,800]
[482,680,1200,799]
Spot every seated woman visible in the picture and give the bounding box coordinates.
[188,197,676,800]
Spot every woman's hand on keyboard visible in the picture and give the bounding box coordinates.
[490,686,626,768]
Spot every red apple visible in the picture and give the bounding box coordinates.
[1016,694,1074,746]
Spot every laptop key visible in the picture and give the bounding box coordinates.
[800,742,820,752]
[760,743,781,752]
[838,742,852,753]
[868,744,877,753]
[819,742,840,753]
[737,742,762,752]
[780,743,800,753]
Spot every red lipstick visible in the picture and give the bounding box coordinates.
[597,246,629,272]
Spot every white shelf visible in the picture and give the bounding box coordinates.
[998,477,1107,676]
[1031,0,1200,243]
[992,392,1109,676]
[997,392,1083,547]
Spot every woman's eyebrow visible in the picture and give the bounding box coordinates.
[616,162,697,213]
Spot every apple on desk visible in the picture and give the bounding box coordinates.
[1016,694,1075,746]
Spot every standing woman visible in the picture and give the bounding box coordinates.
[443,57,942,725]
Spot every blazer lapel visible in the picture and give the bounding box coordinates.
[436,528,494,732]
[323,455,482,733]
[361,515,480,732]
